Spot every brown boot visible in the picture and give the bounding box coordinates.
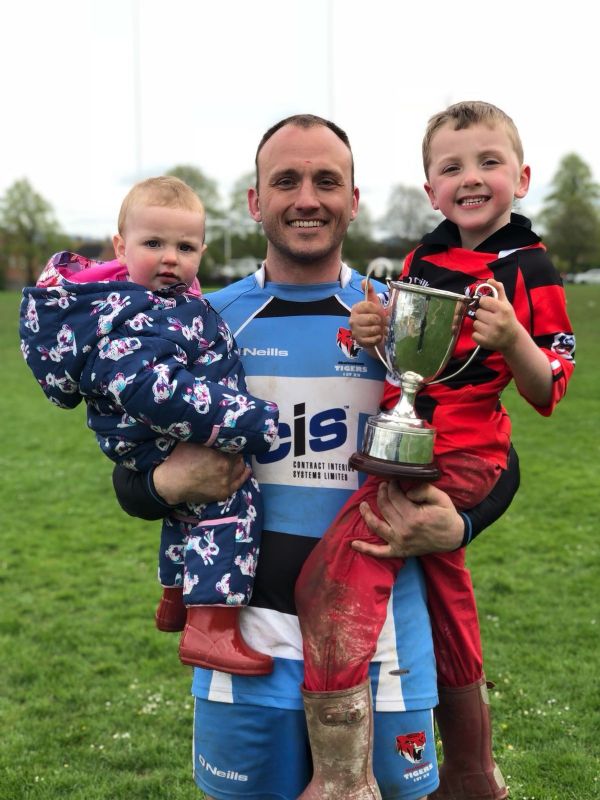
[430,678,508,799]
[178,605,273,675]
[298,680,381,799]
[155,586,187,632]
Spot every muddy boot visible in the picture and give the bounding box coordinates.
[298,680,381,799]
[155,586,187,632]
[430,678,508,799]
[178,605,273,675]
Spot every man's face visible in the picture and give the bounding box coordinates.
[249,124,358,268]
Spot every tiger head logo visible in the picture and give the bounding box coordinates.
[336,326,361,358]
[396,730,426,764]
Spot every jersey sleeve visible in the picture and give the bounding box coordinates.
[516,249,576,416]
[112,463,171,520]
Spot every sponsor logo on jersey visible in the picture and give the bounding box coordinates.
[396,730,426,764]
[247,376,381,491]
[256,402,347,463]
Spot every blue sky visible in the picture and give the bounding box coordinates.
[2,0,597,239]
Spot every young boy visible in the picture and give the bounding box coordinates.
[294,102,575,799]
[20,176,279,676]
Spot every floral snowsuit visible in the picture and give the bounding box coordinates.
[20,252,279,606]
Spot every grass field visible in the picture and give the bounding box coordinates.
[1,286,599,799]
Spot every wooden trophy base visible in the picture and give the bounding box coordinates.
[349,451,441,481]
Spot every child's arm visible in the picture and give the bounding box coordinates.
[84,333,278,458]
[349,280,388,355]
[472,278,553,407]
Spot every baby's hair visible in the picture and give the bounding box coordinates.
[422,101,524,178]
[118,176,205,234]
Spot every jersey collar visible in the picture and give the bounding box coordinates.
[254,261,353,288]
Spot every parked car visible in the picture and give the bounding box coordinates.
[572,268,600,284]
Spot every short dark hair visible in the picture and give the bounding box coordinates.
[255,113,354,188]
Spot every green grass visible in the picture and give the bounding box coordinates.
[2,287,599,799]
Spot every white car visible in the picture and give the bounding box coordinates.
[572,268,600,284]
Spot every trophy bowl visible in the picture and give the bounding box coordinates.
[349,280,496,480]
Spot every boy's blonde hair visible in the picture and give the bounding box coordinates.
[118,176,205,235]
[422,101,524,178]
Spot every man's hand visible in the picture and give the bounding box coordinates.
[352,480,464,558]
[153,442,251,506]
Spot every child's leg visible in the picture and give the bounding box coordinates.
[425,452,501,686]
[295,475,404,692]
[420,549,482,686]
[158,517,187,588]
[178,482,273,675]
[155,518,187,632]
[425,454,507,799]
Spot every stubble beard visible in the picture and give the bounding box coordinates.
[263,220,347,267]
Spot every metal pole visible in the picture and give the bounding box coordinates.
[132,0,142,178]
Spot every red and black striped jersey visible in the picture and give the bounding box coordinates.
[382,214,575,468]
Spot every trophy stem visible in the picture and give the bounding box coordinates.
[392,371,423,424]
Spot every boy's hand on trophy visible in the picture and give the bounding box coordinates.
[350,281,388,348]
[472,278,519,352]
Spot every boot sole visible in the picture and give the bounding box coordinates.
[178,651,274,675]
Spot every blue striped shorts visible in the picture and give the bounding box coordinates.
[193,697,438,799]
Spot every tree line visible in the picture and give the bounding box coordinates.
[2,153,599,288]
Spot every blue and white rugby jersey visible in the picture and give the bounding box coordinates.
[192,263,437,712]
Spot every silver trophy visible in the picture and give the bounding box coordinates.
[350,278,497,479]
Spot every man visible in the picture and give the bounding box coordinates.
[113,114,519,800]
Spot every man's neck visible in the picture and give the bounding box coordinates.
[263,248,343,285]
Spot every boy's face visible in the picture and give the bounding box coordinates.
[424,121,530,250]
[113,205,206,291]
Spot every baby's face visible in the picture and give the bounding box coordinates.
[114,204,206,292]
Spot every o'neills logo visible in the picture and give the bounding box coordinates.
[241,346,288,357]
[198,753,248,782]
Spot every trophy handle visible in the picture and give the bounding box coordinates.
[363,267,394,373]
[429,282,498,385]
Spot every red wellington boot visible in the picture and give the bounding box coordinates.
[178,605,274,675]
[430,678,508,799]
[155,586,187,632]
